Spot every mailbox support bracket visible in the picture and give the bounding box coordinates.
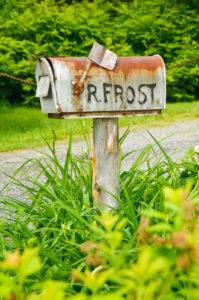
[92,118,119,209]
[48,109,161,119]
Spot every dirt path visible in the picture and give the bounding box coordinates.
[1,119,199,195]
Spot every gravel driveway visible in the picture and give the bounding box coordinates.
[0,119,199,197]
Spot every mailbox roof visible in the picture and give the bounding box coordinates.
[49,55,165,75]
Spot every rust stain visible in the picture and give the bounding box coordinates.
[92,148,103,205]
[50,55,164,77]
[50,57,86,72]
[114,55,164,73]
[48,109,161,119]
[72,81,84,95]
[92,184,102,205]
[71,77,83,111]
[72,93,82,112]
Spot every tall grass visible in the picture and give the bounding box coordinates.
[0,133,199,298]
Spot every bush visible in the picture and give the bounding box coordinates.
[0,0,198,105]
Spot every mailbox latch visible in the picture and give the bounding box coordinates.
[36,75,50,98]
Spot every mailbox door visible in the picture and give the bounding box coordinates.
[36,58,57,113]
[36,58,72,113]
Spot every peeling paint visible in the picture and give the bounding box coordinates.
[93,118,119,208]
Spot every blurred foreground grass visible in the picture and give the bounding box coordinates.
[0,101,199,152]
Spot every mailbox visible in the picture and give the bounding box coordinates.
[36,55,166,118]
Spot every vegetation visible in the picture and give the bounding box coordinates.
[0,135,199,298]
[0,0,198,106]
[0,101,199,152]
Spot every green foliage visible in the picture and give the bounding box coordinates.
[1,186,199,298]
[0,136,199,298]
[0,0,198,105]
[0,247,66,299]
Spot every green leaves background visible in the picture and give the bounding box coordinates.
[0,0,198,105]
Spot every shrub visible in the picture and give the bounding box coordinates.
[0,0,198,105]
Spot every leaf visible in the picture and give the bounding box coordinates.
[19,248,41,279]
[40,280,66,300]
[148,223,173,233]
[0,250,21,270]
[0,273,17,297]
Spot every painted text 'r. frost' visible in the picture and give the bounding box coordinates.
[87,82,157,105]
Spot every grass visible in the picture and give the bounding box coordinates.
[0,134,199,298]
[0,101,199,152]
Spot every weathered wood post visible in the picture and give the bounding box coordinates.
[92,118,119,209]
[36,43,166,210]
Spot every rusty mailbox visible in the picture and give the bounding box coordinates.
[36,55,166,117]
[36,49,166,209]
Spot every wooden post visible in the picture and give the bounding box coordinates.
[92,118,119,209]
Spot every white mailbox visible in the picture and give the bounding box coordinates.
[35,55,166,118]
